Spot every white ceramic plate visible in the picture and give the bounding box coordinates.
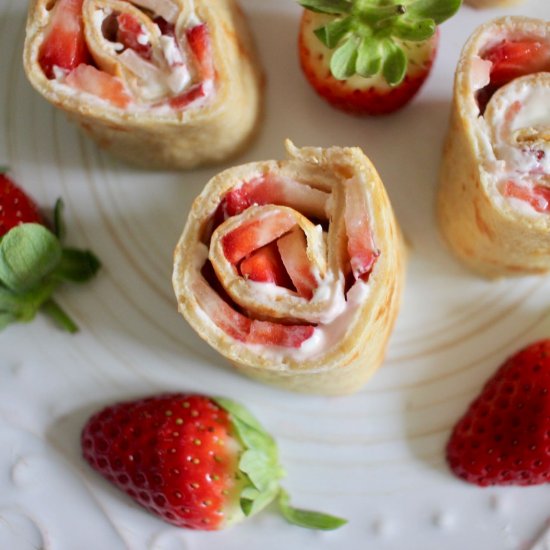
[1,1,550,549]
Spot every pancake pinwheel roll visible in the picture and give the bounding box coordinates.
[23,0,262,169]
[173,141,405,395]
[438,17,550,278]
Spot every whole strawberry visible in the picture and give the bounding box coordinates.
[0,168,100,332]
[0,170,43,235]
[82,393,346,530]
[446,340,550,486]
[297,0,461,115]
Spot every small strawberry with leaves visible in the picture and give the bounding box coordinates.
[446,340,550,486]
[298,0,461,115]
[0,169,100,332]
[82,393,347,531]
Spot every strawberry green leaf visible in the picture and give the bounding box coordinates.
[330,36,359,80]
[298,0,352,15]
[54,248,101,283]
[0,224,62,292]
[0,310,17,329]
[0,280,58,327]
[41,299,79,333]
[241,483,280,517]
[314,16,353,48]
[0,166,9,175]
[392,18,435,41]
[215,398,284,519]
[382,40,407,86]
[53,198,66,241]
[239,449,280,492]
[407,0,462,25]
[215,397,268,433]
[278,489,347,530]
[356,37,381,77]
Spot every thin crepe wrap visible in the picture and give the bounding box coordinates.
[173,141,405,395]
[438,17,550,278]
[23,0,262,169]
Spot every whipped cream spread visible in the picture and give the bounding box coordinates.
[471,46,549,216]
[47,0,213,112]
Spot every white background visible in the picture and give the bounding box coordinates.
[0,0,549,549]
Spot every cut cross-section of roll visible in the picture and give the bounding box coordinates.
[438,17,550,278]
[172,141,405,395]
[23,0,262,169]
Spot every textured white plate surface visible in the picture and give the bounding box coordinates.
[1,1,550,549]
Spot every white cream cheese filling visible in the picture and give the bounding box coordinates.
[471,57,549,216]
[48,1,211,113]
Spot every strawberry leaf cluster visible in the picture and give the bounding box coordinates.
[216,398,347,530]
[0,199,100,332]
[299,0,461,85]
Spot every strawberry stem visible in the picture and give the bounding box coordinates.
[41,299,79,333]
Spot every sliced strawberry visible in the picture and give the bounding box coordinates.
[168,82,207,109]
[484,40,550,88]
[503,181,550,213]
[186,24,214,81]
[344,183,379,281]
[0,172,43,236]
[221,211,296,265]
[277,228,317,299]
[446,340,550,486]
[216,175,329,226]
[65,65,132,108]
[248,321,315,348]
[194,275,313,348]
[154,16,175,37]
[117,12,152,59]
[240,242,293,288]
[193,276,251,342]
[39,0,90,79]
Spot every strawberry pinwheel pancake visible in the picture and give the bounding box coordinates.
[23,0,262,169]
[438,17,550,278]
[173,141,405,395]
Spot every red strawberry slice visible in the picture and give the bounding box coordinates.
[38,0,90,79]
[154,16,175,37]
[82,394,345,531]
[484,40,550,88]
[344,183,379,281]
[446,340,550,486]
[277,227,318,299]
[240,242,294,289]
[65,65,132,108]
[221,211,296,265]
[248,321,315,348]
[215,175,329,227]
[193,276,313,348]
[503,181,550,213]
[193,276,252,342]
[186,24,214,81]
[0,171,43,237]
[117,13,152,59]
[168,82,208,109]
[298,8,441,116]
